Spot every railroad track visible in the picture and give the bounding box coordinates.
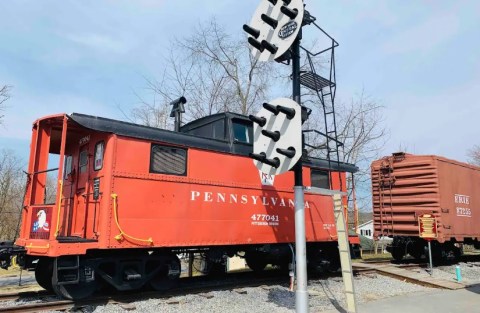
[359,253,480,267]
[0,271,290,313]
[352,262,426,275]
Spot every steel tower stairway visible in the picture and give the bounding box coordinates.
[298,19,357,313]
[299,25,343,190]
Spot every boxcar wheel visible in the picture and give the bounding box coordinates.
[35,258,53,292]
[327,256,340,272]
[51,264,97,300]
[149,254,181,291]
[391,247,405,262]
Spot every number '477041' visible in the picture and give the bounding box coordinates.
[251,214,279,222]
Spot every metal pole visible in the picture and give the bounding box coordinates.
[294,185,308,313]
[292,33,308,313]
[174,111,180,132]
[188,252,194,277]
[428,240,433,276]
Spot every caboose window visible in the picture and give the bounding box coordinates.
[212,119,225,140]
[232,119,253,144]
[79,150,88,173]
[186,118,225,141]
[94,141,104,171]
[64,155,73,178]
[150,145,187,175]
[311,170,330,189]
[191,124,212,138]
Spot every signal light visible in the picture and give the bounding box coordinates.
[280,6,298,19]
[248,37,264,52]
[263,157,280,168]
[262,40,278,54]
[249,115,267,127]
[267,0,278,5]
[263,102,280,115]
[249,152,280,168]
[250,152,267,162]
[261,14,278,29]
[243,24,260,39]
[262,129,281,142]
[277,147,296,158]
[277,105,295,119]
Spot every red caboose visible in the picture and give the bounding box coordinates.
[2,112,358,299]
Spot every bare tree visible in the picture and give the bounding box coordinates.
[467,145,480,166]
[0,85,11,126]
[129,18,273,128]
[304,91,387,210]
[337,93,387,210]
[129,19,388,211]
[337,92,387,167]
[129,90,172,129]
[0,150,25,240]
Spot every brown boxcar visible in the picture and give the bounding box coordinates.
[1,112,359,299]
[372,152,480,261]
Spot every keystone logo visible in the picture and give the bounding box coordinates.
[259,171,275,186]
[278,21,298,39]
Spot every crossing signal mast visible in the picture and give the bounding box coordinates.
[244,1,357,313]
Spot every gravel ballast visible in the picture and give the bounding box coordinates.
[92,275,434,313]
[3,261,480,312]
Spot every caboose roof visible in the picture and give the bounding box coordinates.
[68,112,358,173]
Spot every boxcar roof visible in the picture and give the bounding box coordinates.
[69,112,358,173]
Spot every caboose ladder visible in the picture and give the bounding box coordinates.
[305,187,357,313]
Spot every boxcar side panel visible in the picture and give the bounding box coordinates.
[437,157,480,240]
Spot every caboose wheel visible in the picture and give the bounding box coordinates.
[149,254,181,291]
[35,258,53,292]
[245,253,267,273]
[204,261,227,276]
[51,262,97,300]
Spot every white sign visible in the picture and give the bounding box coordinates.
[247,0,304,62]
[252,98,302,175]
[455,194,472,217]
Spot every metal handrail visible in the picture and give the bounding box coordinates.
[303,129,344,146]
[28,168,59,175]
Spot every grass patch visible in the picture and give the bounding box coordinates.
[0,267,22,277]
[360,252,392,261]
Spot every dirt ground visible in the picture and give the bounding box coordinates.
[0,267,41,294]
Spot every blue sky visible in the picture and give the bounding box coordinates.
[1,0,479,164]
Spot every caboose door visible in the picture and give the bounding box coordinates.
[70,141,91,238]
